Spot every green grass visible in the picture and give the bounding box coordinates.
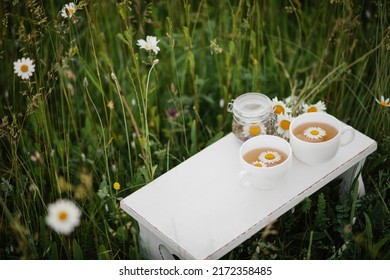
[1,0,389,259]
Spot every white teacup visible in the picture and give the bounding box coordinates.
[289,112,355,165]
[239,135,292,190]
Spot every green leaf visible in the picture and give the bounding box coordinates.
[117,225,129,242]
[98,244,110,260]
[190,120,197,155]
[72,239,84,260]
[49,242,58,260]
[363,212,373,247]
[205,132,224,147]
[372,237,390,259]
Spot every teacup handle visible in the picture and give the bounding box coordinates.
[239,170,252,188]
[340,125,355,147]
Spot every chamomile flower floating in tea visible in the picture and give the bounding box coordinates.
[252,161,267,168]
[375,96,390,107]
[259,151,282,164]
[272,97,291,115]
[276,114,293,139]
[61,2,77,18]
[13,57,35,80]
[302,101,327,113]
[46,199,81,235]
[303,127,327,140]
[242,122,266,138]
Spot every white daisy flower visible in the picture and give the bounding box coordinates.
[46,199,81,235]
[302,100,327,113]
[303,127,327,140]
[252,160,267,168]
[276,114,293,139]
[137,36,160,54]
[375,96,390,107]
[272,97,292,115]
[61,2,77,18]
[259,151,282,164]
[13,57,35,80]
[242,122,266,138]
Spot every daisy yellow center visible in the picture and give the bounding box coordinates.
[280,120,290,130]
[310,130,319,135]
[274,105,285,114]
[20,64,29,73]
[308,106,317,112]
[265,153,275,160]
[68,8,75,15]
[254,162,263,167]
[249,125,261,136]
[380,101,388,107]
[58,211,68,222]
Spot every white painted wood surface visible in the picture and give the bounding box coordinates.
[120,123,377,260]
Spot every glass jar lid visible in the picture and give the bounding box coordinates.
[228,92,272,122]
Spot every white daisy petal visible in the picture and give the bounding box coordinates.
[303,127,327,140]
[252,160,267,168]
[242,122,267,138]
[376,96,390,107]
[276,114,293,139]
[259,151,282,164]
[46,199,81,235]
[302,100,327,113]
[61,2,77,18]
[137,35,160,54]
[272,97,292,115]
[13,57,35,80]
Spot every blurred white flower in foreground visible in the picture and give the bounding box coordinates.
[13,57,35,80]
[46,199,81,235]
[137,36,160,54]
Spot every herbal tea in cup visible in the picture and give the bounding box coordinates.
[289,113,355,165]
[239,135,292,190]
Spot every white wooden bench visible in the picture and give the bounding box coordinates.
[120,121,377,260]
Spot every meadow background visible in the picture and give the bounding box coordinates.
[1,0,389,259]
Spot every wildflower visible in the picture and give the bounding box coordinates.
[46,199,81,235]
[13,57,35,80]
[375,96,390,107]
[107,100,114,110]
[259,151,282,165]
[276,114,293,139]
[210,39,223,55]
[272,97,292,115]
[167,108,180,121]
[113,182,120,190]
[302,100,327,113]
[137,36,160,54]
[243,122,266,138]
[30,151,41,163]
[61,2,77,18]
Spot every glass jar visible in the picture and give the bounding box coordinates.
[228,92,275,141]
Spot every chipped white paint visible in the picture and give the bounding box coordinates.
[121,123,377,260]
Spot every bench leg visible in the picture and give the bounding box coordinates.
[337,159,367,197]
[138,224,181,260]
